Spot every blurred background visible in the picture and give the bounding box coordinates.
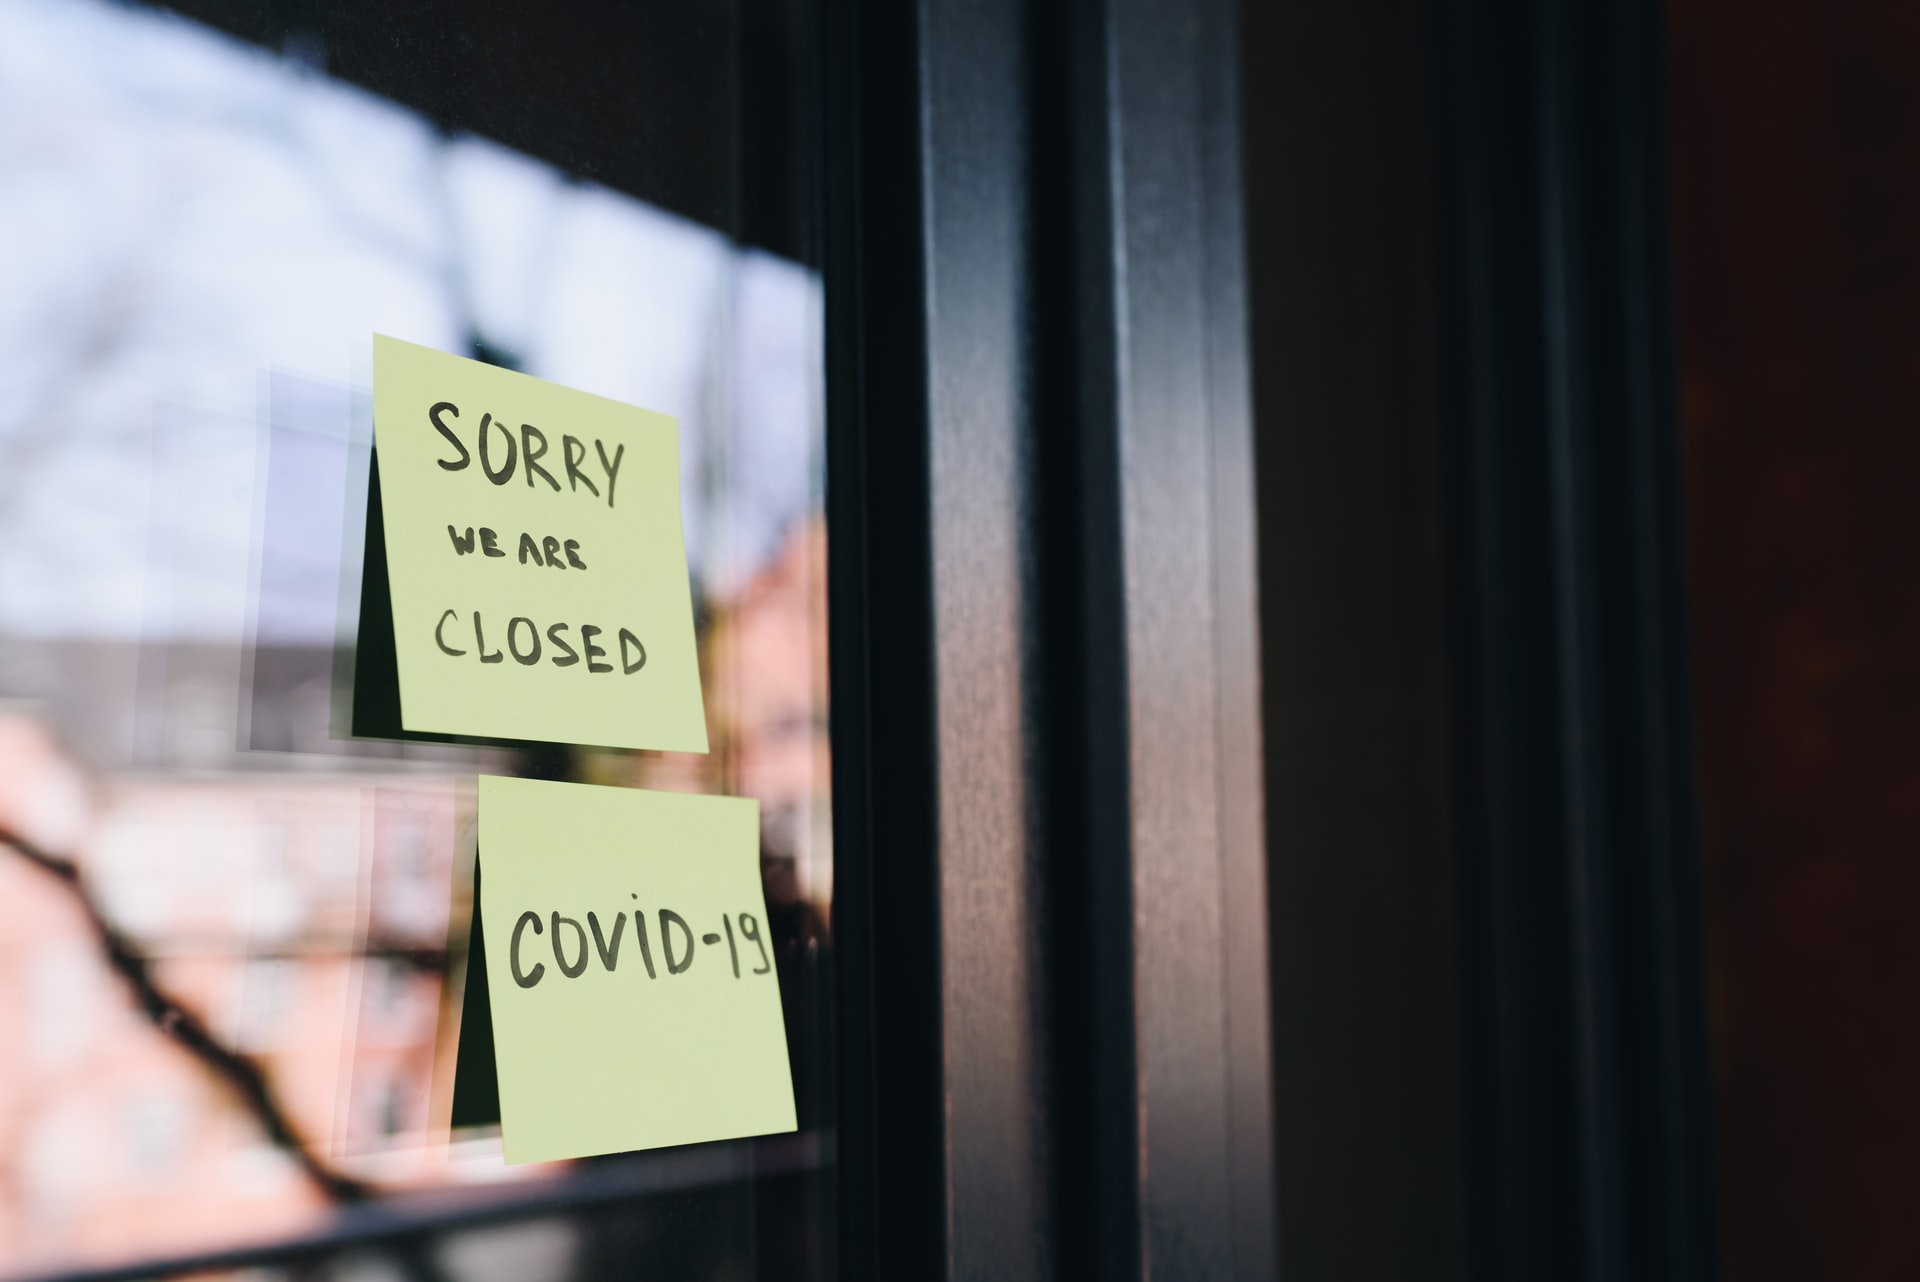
[0,0,829,1277]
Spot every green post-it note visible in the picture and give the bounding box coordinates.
[373,335,708,751]
[478,775,796,1164]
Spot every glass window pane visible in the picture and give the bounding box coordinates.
[0,0,830,1277]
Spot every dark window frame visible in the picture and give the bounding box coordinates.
[827,0,1273,1278]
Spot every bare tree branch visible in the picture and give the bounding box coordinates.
[0,823,371,1204]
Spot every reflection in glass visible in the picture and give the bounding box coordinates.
[0,0,829,1276]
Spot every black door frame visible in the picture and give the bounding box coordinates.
[826,0,1274,1278]
[831,0,1722,1278]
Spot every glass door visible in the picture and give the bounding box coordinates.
[0,1,832,1277]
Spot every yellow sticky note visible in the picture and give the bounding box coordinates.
[478,775,796,1163]
[373,335,708,751]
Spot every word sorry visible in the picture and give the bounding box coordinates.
[510,903,773,987]
[430,401,625,509]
